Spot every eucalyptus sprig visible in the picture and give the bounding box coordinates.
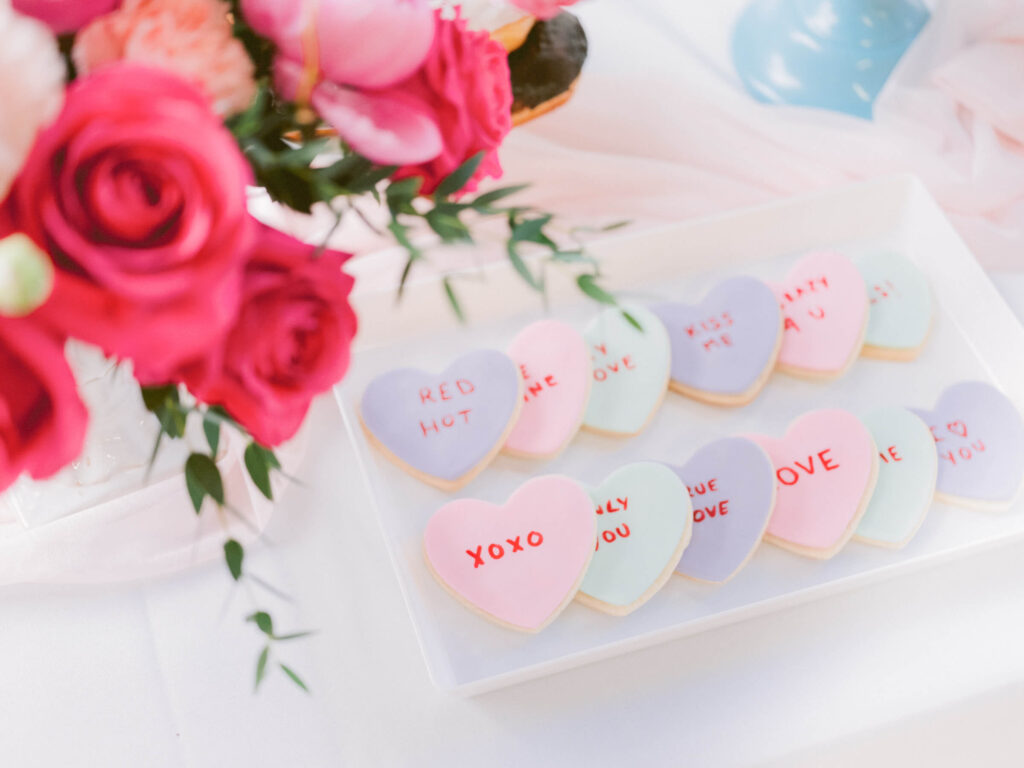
[141,384,313,693]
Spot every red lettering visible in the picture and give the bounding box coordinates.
[506,536,523,553]
[947,420,968,438]
[594,343,607,356]
[685,325,697,338]
[886,445,901,463]
[784,316,800,332]
[439,382,451,401]
[419,387,434,404]
[466,546,484,568]
[819,449,839,471]
[615,524,630,539]
[808,306,825,320]
[420,419,438,437]
[544,374,557,387]
[441,414,454,428]
[456,379,474,395]
[594,369,607,382]
[939,449,956,465]
[617,497,628,511]
[528,381,543,397]
[602,530,615,543]
[708,478,718,492]
[929,425,943,442]
[528,531,543,546]
[972,439,986,453]
[794,457,815,475]
[623,356,635,370]
[519,363,530,380]
[694,507,705,522]
[777,467,800,485]
[703,338,717,351]
[720,499,729,515]
[702,504,718,519]
[459,409,471,424]
[722,312,734,327]
[488,543,504,560]
[608,362,620,373]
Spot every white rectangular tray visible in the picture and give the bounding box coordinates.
[335,175,1024,695]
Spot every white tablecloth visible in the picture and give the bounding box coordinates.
[5,2,1024,766]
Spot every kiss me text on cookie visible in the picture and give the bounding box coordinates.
[779,276,829,333]
[687,477,730,522]
[591,343,635,381]
[685,312,736,353]
[417,379,475,437]
[519,363,559,404]
[465,530,544,568]
[775,448,840,485]
[927,420,987,465]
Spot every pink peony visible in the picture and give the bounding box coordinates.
[12,0,119,33]
[510,0,579,20]
[0,3,65,202]
[0,317,88,493]
[180,224,357,447]
[243,0,443,165]
[389,10,512,195]
[4,64,254,384]
[73,0,257,117]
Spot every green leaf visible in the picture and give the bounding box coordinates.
[279,663,310,693]
[622,309,643,332]
[275,631,314,642]
[141,384,187,439]
[435,152,484,198]
[385,177,423,215]
[443,278,465,323]
[506,242,543,292]
[203,414,221,456]
[248,611,274,636]
[511,214,555,247]
[244,442,273,501]
[576,274,617,306]
[255,646,270,691]
[184,453,224,513]
[425,209,471,243]
[548,249,598,268]
[470,184,529,211]
[601,220,632,232]
[141,384,177,413]
[224,539,244,581]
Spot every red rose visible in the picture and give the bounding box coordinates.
[5,64,254,383]
[390,10,512,195]
[0,318,87,492]
[182,224,357,447]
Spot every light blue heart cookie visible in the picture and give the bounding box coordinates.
[857,252,932,358]
[855,407,937,548]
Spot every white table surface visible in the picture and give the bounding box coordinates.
[5,2,1024,765]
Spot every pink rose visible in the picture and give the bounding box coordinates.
[389,10,512,195]
[511,0,579,20]
[245,0,444,165]
[4,64,254,384]
[0,3,65,201]
[12,0,119,33]
[73,0,257,117]
[181,224,357,447]
[0,317,88,492]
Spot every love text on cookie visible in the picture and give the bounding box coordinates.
[591,343,635,381]
[776,448,840,485]
[687,477,730,522]
[928,420,986,465]
[465,530,544,568]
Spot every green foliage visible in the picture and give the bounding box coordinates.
[224,539,244,581]
[244,442,280,501]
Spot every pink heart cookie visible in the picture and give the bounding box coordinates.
[770,252,868,380]
[747,409,879,559]
[423,476,595,632]
[504,320,591,459]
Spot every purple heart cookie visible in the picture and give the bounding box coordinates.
[652,276,782,405]
[911,381,1024,510]
[670,436,777,583]
[360,350,522,490]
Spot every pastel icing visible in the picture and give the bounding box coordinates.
[504,319,591,458]
[582,305,671,435]
[671,437,777,582]
[423,475,595,631]
[857,252,932,352]
[361,350,520,485]
[911,381,1024,508]
[652,276,781,399]
[855,407,937,547]
[746,409,877,558]
[770,251,868,375]
[578,462,692,613]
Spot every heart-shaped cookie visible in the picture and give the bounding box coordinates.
[770,251,868,380]
[747,409,878,559]
[671,437,777,583]
[857,252,932,360]
[576,462,692,615]
[652,276,782,405]
[503,319,591,459]
[911,381,1024,510]
[360,350,521,490]
[423,475,595,632]
[581,305,671,436]
[854,407,937,548]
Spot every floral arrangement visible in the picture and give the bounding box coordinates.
[0,0,608,690]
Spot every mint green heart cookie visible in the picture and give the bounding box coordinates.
[582,305,671,436]
[858,252,932,359]
[855,406,937,548]
[577,462,692,615]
